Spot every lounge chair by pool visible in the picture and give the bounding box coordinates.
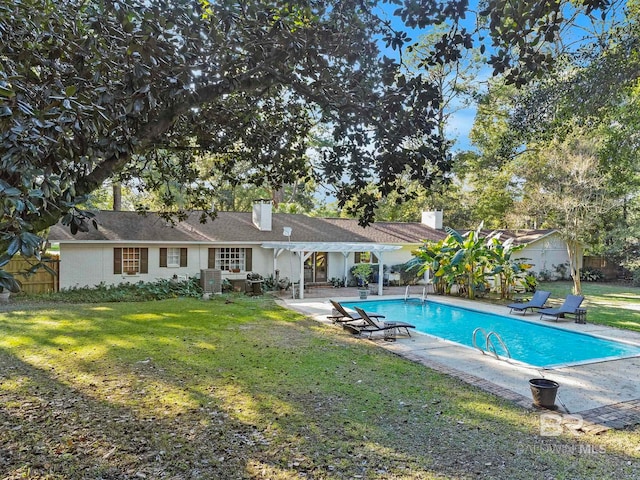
[539,294,585,322]
[328,299,385,324]
[507,290,552,315]
[351,307,415,337]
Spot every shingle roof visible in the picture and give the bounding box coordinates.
[321,218,447,243]
[477,229,558,246]
[47,211,448,245]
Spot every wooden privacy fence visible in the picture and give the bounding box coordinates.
[4,256,60,294]
[582,255,622,281]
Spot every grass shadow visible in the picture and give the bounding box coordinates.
[1,296,639,479]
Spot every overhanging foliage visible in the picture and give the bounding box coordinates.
[0,0,612,290]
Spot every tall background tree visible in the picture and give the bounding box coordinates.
[446,0,639,287]
[514,136,614,294]
[370,23,483,224]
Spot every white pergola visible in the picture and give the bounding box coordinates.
[261,242,402,299]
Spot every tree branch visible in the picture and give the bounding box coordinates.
[29,72,278,235]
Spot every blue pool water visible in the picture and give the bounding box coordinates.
[342,299,640,369]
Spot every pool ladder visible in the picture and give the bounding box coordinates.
[472,327,512,360]
[404,286,427,303]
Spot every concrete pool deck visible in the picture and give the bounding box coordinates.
[280,292,640,433]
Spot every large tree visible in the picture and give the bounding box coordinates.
[500,0,640,266]
[0,0,610,290]
[514,135,614,294]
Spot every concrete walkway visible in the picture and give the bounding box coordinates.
[279,290,640,432]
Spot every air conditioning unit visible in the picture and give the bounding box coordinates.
[200,269,222,294]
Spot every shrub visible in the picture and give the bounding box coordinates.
[554,262,570,280]
[262,274,276,291]
[27,276,204,303]
[277,277,291,290]
[523,274,537,292]
[580,267,605,282]
[537,269,553,282]
[633,269,640,288]
[221,278,233,292]
[262,275,291,291]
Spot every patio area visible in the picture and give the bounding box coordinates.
[279,289,640,433]
[273,284,420,300]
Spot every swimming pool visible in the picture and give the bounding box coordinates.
[341,299,640,369]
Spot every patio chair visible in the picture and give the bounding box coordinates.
[538,294,585,322]
[328,299,385,324]
[350,307,416,337]
[507,290,552,315]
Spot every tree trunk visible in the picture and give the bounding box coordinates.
[567,239,582,295]
[113,182,122,211]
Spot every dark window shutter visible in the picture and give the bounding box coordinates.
[355,252,362,263]
[140,248,148,274]
[208,248,216,269]
[113,248,122,274]
[245,248,252,271]
[160,248,167,267]
[180,248,187,267]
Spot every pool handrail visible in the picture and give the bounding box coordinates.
[486,331,512,359]
[472,327,490,354]
[472,327,512,360]
[404,286,427,303]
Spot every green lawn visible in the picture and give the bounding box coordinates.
[0,295,638,479]
[536,281,640,332]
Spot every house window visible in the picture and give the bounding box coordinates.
[215,248,246,271]
[123,248,140,273]
[113,247,148,275]
[160,247,187,268]
[167,248,181,267]
[355,252,378,264]
[208,248,252,271]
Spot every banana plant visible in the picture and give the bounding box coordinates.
[486,234,533,299]
[409,240,454,294]
[444,224,493,299]
[411,223,492,299]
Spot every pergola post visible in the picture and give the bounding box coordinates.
[298,250,314,300]
[342,252,349,287]
[376,252,384,296]
[273,248,284,275]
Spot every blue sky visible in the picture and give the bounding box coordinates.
[374,1,487,152]
[447,106,477,152]
[374,0,626,153]
[314,1,624,202]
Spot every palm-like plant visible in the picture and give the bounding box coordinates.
[444,225,492,299]
[409,240,452,294]
[486,235,533,299]
[411,224,492,299]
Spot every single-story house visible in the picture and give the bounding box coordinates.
[46,203,579,297]
[486,229,582,280]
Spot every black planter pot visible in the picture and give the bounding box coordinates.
[529,378,559,409]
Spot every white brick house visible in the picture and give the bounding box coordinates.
[47,203,577,296]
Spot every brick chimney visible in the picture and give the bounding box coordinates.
[252,199,272,231]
